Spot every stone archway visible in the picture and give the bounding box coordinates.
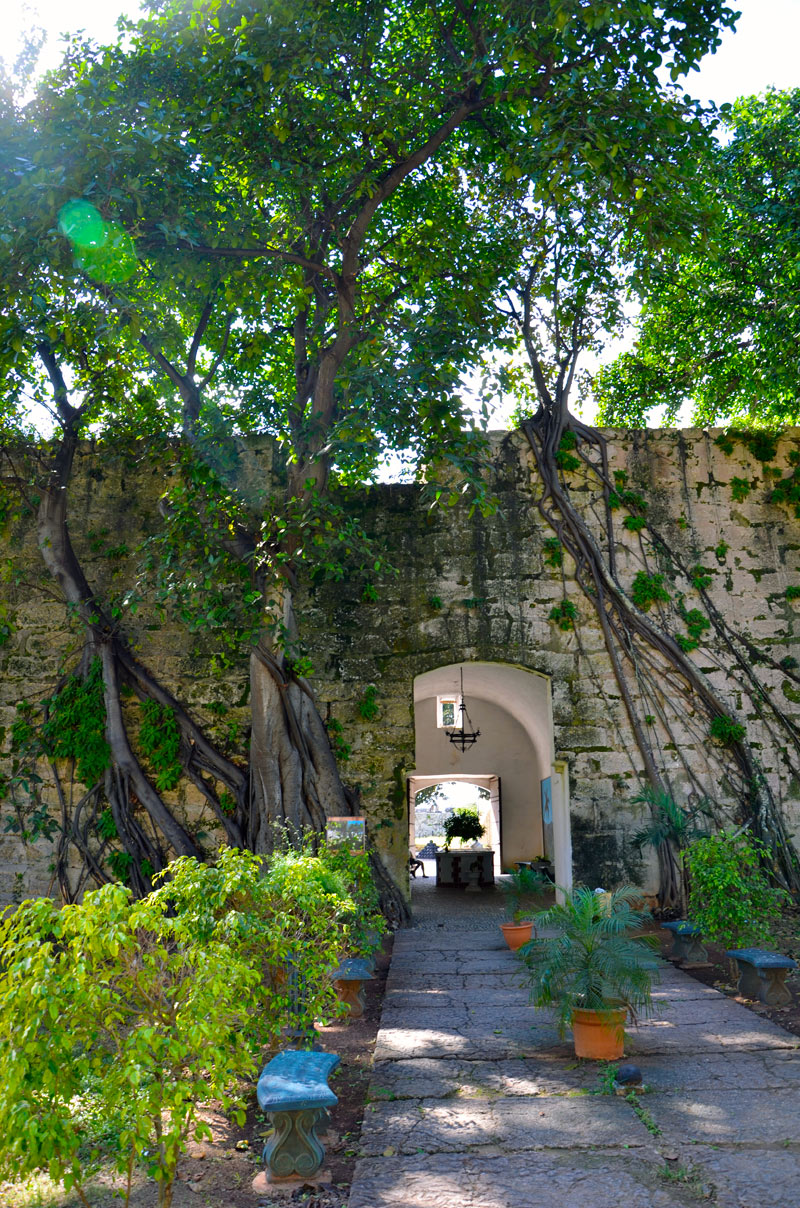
[409,661,572,894]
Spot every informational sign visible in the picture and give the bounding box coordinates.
[326,817,366,849]
[540,777,553,860]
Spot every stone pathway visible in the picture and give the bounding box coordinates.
[349,914,800,1208]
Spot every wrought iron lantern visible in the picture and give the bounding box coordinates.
[447,668,480,752]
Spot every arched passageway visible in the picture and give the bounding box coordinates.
[409,662,572,894]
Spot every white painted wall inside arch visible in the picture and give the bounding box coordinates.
[411,662,572,895]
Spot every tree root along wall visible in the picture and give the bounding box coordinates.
[3,428,800,906]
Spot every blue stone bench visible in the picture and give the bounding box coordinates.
[661,920,708,964]
[331,957,373,1018]
[725,947,797,1007]
[257,1049,340,1181]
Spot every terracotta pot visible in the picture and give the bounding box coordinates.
[499,921,534,950]
[571,1006,627,1060]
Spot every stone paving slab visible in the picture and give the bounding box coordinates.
[393,929,507,951]
[359,1094,651,1156]
[369,1056,599,1100]
[648,1088,800,1143]
[386,971,524,992]
[628,1018,798,1054]
[389,953,517,975]
[640,1048,800,1090]
[379,1005,540,1030]
[678,1144,800,1208]
[374,1022,567,1062]
[348,1152,692,1208]
[385,987,526,1009]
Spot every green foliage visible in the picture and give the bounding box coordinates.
[317,839,386,961]
[730,476,752,502]
[442,807,485,849]
[677,605,711,651]
[786,586,800,601]
[684,830,790,948]
[106,850,134,881]
[138,699,182,792]
[0,881,259,1207]
[500,865,551,922]
[631,787,710,854]
[690,565,714,590]
[549,600,577,630]
[709,713,746,745]
[428,596,443,610]
[555,431,581,473]
[622,515,647,533]
[595,1062,620,1095]
[520,886,659,1037]
[743,431,779,464]
[714,541,729,562]
[151,845,372,1048]
[0,605,13,648]
[0,840,384,1208]
[324,717,351,763]
[542,538,563,568]
[41,658,110,787]
[631,572,671,612]
[596,91,800,429]
[770,465,800,517]
[358,685,380,721]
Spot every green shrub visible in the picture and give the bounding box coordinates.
[0,882,259,1208]
[317,839,386,960]
[155,846,353,1047]
[683,830,790,949]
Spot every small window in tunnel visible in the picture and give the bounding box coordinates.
[437,696,459,727]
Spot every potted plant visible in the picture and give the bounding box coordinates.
[499,865,551,950]
[442,807,485,849]
[519,885,659,1059]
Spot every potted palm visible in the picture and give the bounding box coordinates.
[519,885,659,1059]
[442,807,485,848]
[499,866,551,951]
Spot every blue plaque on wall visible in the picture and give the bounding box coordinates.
[541,777,552,824]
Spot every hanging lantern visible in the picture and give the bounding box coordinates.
[447,667,480,752]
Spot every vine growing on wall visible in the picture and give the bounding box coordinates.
[489,162,800,907]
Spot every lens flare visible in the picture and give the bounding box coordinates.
[57,200,107,248]
[58,199,138,283]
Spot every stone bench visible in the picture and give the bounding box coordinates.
[331,956,373,1018]
[257,1049,340,1182]
[661,920,708,964]
[725,947,797,1007]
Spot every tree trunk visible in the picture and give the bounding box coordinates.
[248,646,349,850]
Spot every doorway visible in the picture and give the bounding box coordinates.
[408,774,502,875]
[409,661,572,894]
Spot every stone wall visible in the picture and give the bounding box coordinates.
[2,427,800,904]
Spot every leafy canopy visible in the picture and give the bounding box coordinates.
[596,89,800,429]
